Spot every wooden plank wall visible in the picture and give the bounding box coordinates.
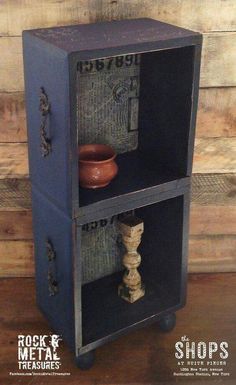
[0,0,236,276]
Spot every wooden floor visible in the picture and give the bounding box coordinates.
[0,274,235,384]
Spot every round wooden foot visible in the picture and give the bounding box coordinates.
[75,350,95,370]
[158,313,176,332]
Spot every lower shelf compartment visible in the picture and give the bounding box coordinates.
[78,195,188,352]
[82,271,180,348]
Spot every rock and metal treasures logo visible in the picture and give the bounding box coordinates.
[17,334,62,370]
[8,334,71,377]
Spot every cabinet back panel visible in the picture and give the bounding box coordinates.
[137,196,184,296]
[80,211,134,284]
[77,55,140,154]
[138,46,195,176]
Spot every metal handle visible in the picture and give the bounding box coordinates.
[46,239,58,296]
[48,271,58,296]
[39,87,51,157]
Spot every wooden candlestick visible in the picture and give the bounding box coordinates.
[118,215,145,303]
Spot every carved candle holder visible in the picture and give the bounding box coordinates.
[118,215,145,303]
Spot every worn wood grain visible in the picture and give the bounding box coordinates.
[0,0,92,37]
[0,240,34,276]
[190,205,236,235]
[193,138,236,173]
[200,32,236,87]
[0,178,31,210]
[0,37,23,92]
[0,143,28,178]
[0,211,32,240]
[1,88,235,143]
[189,235,236,272]
[1,32,236,91]
[0,274,235,384]
[197,87,236,137]
[192,173,236,205]
[0,0,236,37]
[0,93,27,142]
[95,0,236,32]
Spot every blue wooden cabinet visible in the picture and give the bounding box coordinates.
[23,18,202,369]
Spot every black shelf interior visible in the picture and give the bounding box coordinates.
[82,271,178,347]
[81,196,184,347]
[79,150,185,208]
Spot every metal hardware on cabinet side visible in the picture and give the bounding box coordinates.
[39,87,51,157]
[46,239,58,296]
[46,239,56,261]
[48,271,58,296]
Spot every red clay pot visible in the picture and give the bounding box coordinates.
[78,144,118,189]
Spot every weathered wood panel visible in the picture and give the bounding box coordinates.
[0,138,235,178]
[0,0,92,37]
[0,0,235,36]
[1,32,236,91]
[200,32,236,87]
[197,87,236,137]
[145,0,236,32]
[0,178,31,210]
[0,175,236,240]
[0,143,28,178]
[1,88,235,143]
[0,93,27,142]
[1,235,235,277]
[0,173,236,276]
[0,240,34,276]
[0,211,32,240]
[189,235,236,273]
[2,173,235,211]
[0,37,23,92]
[190,205,236,235]
[96,0,236,32]
[192,173,236,205]
[193,138,236,173]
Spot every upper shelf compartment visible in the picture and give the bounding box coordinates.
[76,44,198,217]
[23,18,201,218]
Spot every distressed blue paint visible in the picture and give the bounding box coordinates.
[23,33,72,215]
[31,187,75,351]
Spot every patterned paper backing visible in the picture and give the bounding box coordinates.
[81,211,134,284]
[77,54,140,153]
[77,55,140,283]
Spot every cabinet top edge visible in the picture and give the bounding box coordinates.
[22,18,202,54]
